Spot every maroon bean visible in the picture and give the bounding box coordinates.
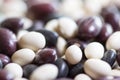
[0,69,14,80]
[34,48,57,65]
[1,18,24,34]
[101,5,120,31]
[0,28,17,56]
[28,3,56,20]
[0,54,10,66]
[77,16,103,40]
[96,23,113,42]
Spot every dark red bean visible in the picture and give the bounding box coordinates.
[102,49,116,67]
[34,48,57,65]
[77,16,103,40]
[54,58,69,78]
[27,20,44,31]
[1,18,24,34]
[23,64,37,78]
[28,3,56,20]
[0,69,14,80]
[0,54,10,66]
[101,5,120,31]
[96,23,113,42]
[36,29,59,47]
[0,28,17,56]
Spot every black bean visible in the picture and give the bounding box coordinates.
[54,58,69,78]
[1,18,24,34]
[0,28,17,56]
[36,29,59,47]
[23,64,37,78]
[34,48,57,65]
[68,60,85,78]
[102,49,116,67]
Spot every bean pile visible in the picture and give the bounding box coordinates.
[0,0,120,80]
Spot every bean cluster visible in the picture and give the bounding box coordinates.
[0,0,120,80]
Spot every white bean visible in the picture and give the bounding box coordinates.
[84,59,112,79]
[84,42,104,59]
[12,48,35,66]
[30,64,58,80]
[65,45,82,64]
[4,63,23,78]
[106,31,120,50]
[19,31,46,51]
[58,17,78,39]
[74,74,92,80]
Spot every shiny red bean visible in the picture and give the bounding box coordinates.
[0,28,17,56]
[1,18,24,34]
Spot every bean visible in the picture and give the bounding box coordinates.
[0,69,14,80]
[58,17,78,39]
[30,64,58,80]
[1,18,24,34]
[84,42,104,59]
[102,49,116,67]
[84,59,112,79]
[12,48,35,66]
[0,28,17,56]
[56,37,67,57]
[74,74,92,80]
[0,54,10,66]
[18,31,46,51]
[28,3,56,20]
[106,31,120,50]
[54,58,69,78]
[55,78,73,80]
[34,48,57,65]
[23,64,37,78]
[96,23,113,42]
[14,78,28,80]
[77,16,103,40]
[36,29,59,47]
[65,45,82,65]
[4,63,23,78]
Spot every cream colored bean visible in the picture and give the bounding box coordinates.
[84,59,112,79]
[106,31,120,50]
[58,17,78,39]
[45,19,59,32]
[30,64,58,80]
[14,78,28,80]
[84,42,104,59]
[74,74,92,80]
[65,45,82,65]
[12,48,35,66]
[19,31,46,51]
[110,69,120,76]
[17,30,29,40]
[4,63,23,78]
[56,36,67,56]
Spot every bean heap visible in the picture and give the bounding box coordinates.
[0,0,120,80]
